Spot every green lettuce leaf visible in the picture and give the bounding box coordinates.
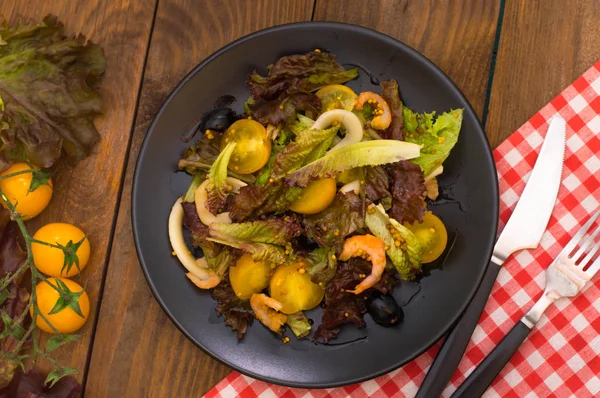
[0,15,106,170]
[208,238,288,265]
[271,125,339,179]
[305,247,337,285]
[404,108,463,177]
[286,311,311,339]
[255,128,292,185]
[284,140,420,187]
[209,216,301,246]
[288,114,315,136]
[365,204,422,280]
[205,249,236,277]
[205,142,236,213]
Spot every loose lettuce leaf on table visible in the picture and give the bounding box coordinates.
[386,160,427,224]
[0,15,106,171]
[379,80,404,141]
[404,108,463,177]
[0,369,82,398]
[212,277,254,341]
[302,192,365,253]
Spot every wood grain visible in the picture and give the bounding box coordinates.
[313,0,501,118]
[84,1,314,397]
[0,0,155,382]
[486,0,600,147]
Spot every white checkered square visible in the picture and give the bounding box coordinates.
[505,148,523,167]
[540,231,558,251]
[258,390,278,398]
[569,94,588,113]
[591,76,600,95]
[512,288,532,308]
[567,133,585,152]
[490,306,509,325]
[515,250,535,265]
[526,351,545,369]
[581,195,599,213]
[583,155,600,175]
[571,314,588,332]
[557,212,579,232]
[566,353,586,372]
[544,372,563,391]
[524,130,544,148]
[218,385,237,398]
[505,368,523,388]
[563,174,583,192]
[587,114,600,134]
[361,379,381,396]
[548,332,568,351]
[500,188,520,209]
[585,375,600,395]
[400,380,418,397]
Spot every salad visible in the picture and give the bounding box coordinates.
[168,50,463,343]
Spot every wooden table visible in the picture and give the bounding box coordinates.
[2,0,600,396]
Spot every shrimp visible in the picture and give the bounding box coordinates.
[339,234,387,295]
[186,270,221,289]
[250,293,288,333]
[354,92,392,130]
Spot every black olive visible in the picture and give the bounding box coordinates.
[204,108,235,132]
[367,294,404,327]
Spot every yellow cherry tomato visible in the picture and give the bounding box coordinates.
[32,223,91,277]
[229,254,271,300]
[269,262,324,314]
[31,277,90,334]
[315,84,357,111]
[405,211,448,263]
[221,119,271,174]
[0,163,52,220]
[289,178,337,215]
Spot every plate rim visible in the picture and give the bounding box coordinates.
[131,20,499,388]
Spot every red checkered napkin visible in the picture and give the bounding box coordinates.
[204,61,600,398]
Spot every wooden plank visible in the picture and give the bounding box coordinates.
[486,0,600,147]
[0,0,156,382]
[84,1,314,397]
[314,0,501,118]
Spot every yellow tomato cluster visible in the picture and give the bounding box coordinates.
[0,163,91,334]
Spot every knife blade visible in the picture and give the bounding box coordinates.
[416,116,566,398]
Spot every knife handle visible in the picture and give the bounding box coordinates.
[450,321,532,397]
[415,261,501,398]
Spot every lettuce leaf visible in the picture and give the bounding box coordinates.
[248,51,356,100]
[247,92,321,126]
[205,142,236,213]
[255,128,291,185]
[404,108,463,177]
[270,125,339,179]
[286,311,311,339]
[178,132,221,173]
[212,277,254,340]
[208,238,288,265]
[246,51,357,126]
[305,247,337,285]
[284,140,420,187]
[209,216,301,246]
[0,15,105,170]
[386,160,426,224]
[380,80,404,140]
[365,204,422,280]
[302,192,365,253]
[288,114,315,136]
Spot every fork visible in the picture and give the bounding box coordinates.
[451,209,600,398]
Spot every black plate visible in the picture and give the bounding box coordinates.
[132,22,498,388]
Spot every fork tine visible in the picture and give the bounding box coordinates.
[565,209,600,257]
[581,240,600,268]
[573,222,600,263]
[584,243,600,276]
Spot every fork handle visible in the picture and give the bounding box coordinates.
[450,321,532,398]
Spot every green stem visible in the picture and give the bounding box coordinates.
[0,170,34,181]
[30,238,63,250]
[12,323,34,354]
[0,264,27,290]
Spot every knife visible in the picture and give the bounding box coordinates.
[415,116,566,398]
